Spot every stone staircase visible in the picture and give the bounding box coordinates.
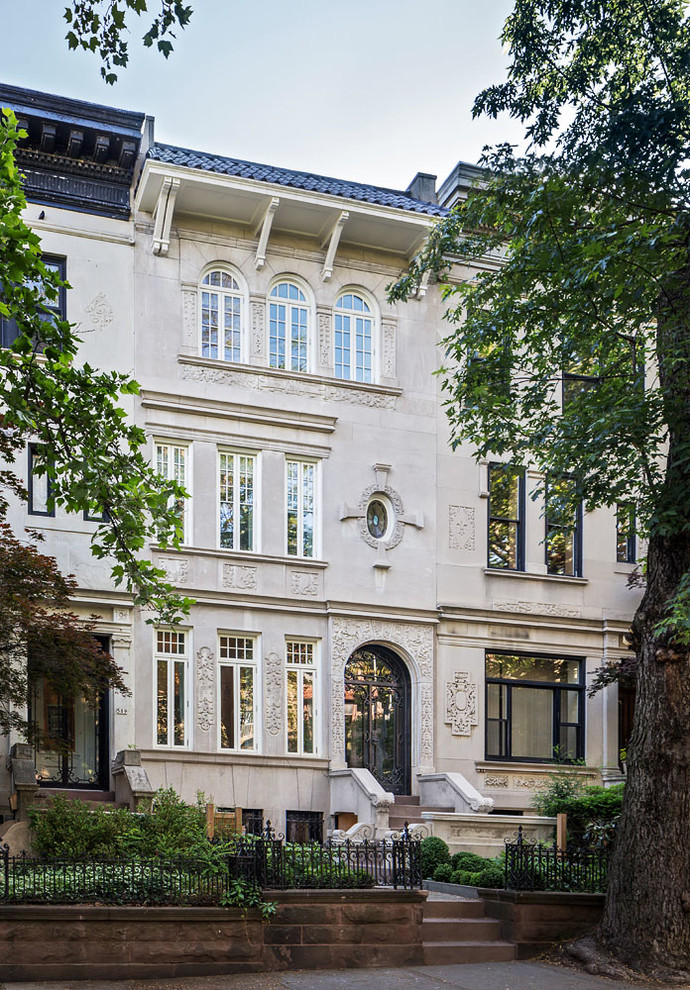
[422,894,517,964]
[389,793,453,830]
[31,788,127,811]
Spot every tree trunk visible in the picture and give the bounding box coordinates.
[598,264,690,979]
[599,531,690,978]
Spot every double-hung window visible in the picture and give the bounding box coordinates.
[1,256,66,350]
[219,451,255,551]
[219,635,257,751]
[486,652,584,762]
[488,464,524,570]
[200,270,243,362]
[28,444,54,517]
[155,629,189,748]
[156,442,189,542]
[286,459,316,557]
[616,504,636,563]
[545,477,582,576]
[269,281,308,372]
[334,293,373,382]
[286,640,317,755]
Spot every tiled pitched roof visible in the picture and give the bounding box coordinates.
[147,143,448,217]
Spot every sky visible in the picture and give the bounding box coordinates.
[0,0,526,191]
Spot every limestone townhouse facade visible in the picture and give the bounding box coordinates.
[0,85,640,839]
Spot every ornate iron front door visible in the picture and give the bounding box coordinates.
[344,645,411,794]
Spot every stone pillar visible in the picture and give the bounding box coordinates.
[8,743,39,822]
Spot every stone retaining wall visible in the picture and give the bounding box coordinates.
[0,889,427,981]
[477,888,605,957]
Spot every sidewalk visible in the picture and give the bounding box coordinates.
[1,960,677,990]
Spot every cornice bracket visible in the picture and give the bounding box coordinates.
[254,197,280,270]
[152,176,180,256]
[321,210,349,282]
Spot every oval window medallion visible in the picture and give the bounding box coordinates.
[367,499,389,539]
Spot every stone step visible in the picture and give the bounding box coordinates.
[424,898,486,919]
[36,789,116,802]
[422,941,517,965]
[32,790,126,811]
[394,794,420,805]
[422,917,502,940]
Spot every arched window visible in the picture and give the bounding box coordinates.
[200,269,243,363]
[334,292,373,382]
[269,281,309,372]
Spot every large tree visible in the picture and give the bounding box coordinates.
[392,0,690,980]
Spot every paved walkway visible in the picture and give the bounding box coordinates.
[2,961,681,990]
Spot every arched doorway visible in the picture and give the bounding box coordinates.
[344,645,411,794]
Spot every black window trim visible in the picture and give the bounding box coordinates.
[28,443,55,517]
[485,649,586,765]
[487,462,526,572]
[545,476,583,577]
[616,504,636,564]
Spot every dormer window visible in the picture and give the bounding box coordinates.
[269,281,309,372]
[200,269,243,363]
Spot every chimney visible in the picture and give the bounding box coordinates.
[405,172,437,204]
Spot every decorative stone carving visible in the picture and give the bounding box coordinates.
[290,570,319,597]
[196,647,214,733]
[318,312,331,367]
[330,617,434,768]
[484,775,510,788]
[179,359,397,408]
[382,321,396,378]
[251,300,265,357]
[83,292,114,333]
[449,505,476,551]
[494,600,582,618]
[444,671,478,736]
[324,385,397,409]
[159,557,189,585]
[222,564,257,591]
[182,290,197,348]
[513,776,551,789]
[356,483,405,551]
[113,608,131,624]
[264,651,283,736]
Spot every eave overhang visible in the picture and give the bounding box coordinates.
[136,160,435,259]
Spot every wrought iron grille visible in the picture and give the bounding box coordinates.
[0,830,422,904]
[504,825,609,893]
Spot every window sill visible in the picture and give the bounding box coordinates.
[484,568,587,585]
[178,354,402,406]
[152,545,328,568]
[140,749,329,770]
[476,761,597,776]
[614,562,637,574]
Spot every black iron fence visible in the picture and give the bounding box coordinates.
[0,827,421,904]
[504,826,610,893]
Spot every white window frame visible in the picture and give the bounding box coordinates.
[155,440,191,544]
[333,290,376,383]
[217,633,260,753]
[285,458,319,558]
[199,266,246,364]
[268,278,312,373]
[154,628,191,749]
[218,449,258,552]
[285,639,319,756]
